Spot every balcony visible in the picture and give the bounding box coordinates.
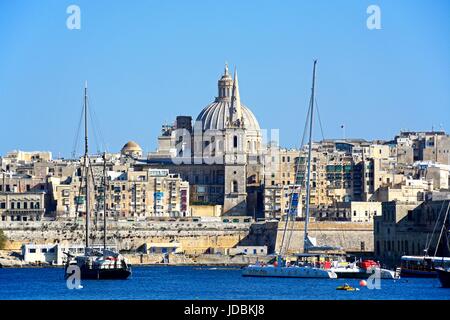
[4,209,45,214]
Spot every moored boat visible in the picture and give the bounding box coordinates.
[242,255,337,279]
[436,268,450,288]
[399,256,450,278]
[242,264,336,279]
[336,283,359,291]
[241,61,340,279]
[65,249,131,280]
[64,83,131,281]
[331,259,399,280]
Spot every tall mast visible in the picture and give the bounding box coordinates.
[103,152,107,251]
[84,81,90,250]
[304,60,317,253]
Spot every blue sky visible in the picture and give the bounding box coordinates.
[0,0,449,157]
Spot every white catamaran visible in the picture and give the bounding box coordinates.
[242,60,338,279]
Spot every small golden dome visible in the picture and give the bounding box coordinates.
[121,141,142,154]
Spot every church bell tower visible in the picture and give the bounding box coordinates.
[223,66,247,216]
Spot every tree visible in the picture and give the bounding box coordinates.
[0,230,7,249]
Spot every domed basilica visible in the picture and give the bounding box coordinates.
[142,64,266,216]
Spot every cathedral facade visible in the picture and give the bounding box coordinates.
[142,64,266,216]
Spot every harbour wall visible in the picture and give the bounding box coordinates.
[0,220,373,256]
[275,221,374,253]
[0,221,277,255]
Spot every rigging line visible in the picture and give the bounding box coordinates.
[88,92,108,153]
[87,100,101,155]
[425,200,446,253]
[280,95,312,255]
[314,98,325,142]
[286,95,314,252]
[434,200,450,257]
[291,104,333,252]
[88,93,106,152]
[85,92,102,154]
[88,157,99,230]
[74,156,86,224]
[92,103,108,153]
[279,100,310,255]
[71,102,85,159]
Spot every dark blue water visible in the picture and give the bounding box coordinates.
[0,266,449,300]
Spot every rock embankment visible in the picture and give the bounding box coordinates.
[0,251,25,268]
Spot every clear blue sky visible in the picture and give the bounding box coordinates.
[0,0,449,158]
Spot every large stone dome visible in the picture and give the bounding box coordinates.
[195,64,260,133]
[196,101,260,132]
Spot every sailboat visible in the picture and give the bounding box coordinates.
[64,82,131,280]
[242,60,337,279]
[434,200,450,287]
[399,200,450,279]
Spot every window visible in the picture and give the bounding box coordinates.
[232,181,238,193]
[233,136,238,148]
[41,248,47,253]
[29,248,36,253]
[407,210,413,221]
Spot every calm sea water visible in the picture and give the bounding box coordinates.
[0,266,449,300]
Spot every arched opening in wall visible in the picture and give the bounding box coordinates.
[233,135,238,149]
[232,180,238,193]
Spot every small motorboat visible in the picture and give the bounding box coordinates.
[336,284,359,291]
[331,259,399,279]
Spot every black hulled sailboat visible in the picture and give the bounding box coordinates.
[64,82,131,280]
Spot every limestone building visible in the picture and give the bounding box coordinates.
[393,131,450,165]
[143,64,264,216]
[374,200,450,266]
[0,191,45,222]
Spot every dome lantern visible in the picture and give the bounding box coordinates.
[196,65,260,133]
[217,63,233,100]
